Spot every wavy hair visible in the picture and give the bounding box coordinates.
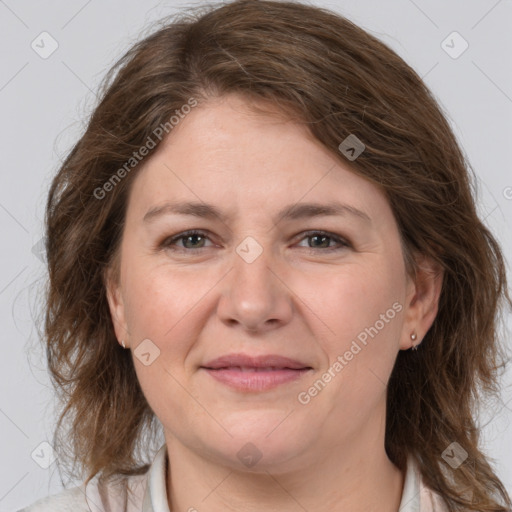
[43,1,511,509]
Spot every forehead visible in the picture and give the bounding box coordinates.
[125,94,390,225]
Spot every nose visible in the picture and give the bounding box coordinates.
[216,239,294,333]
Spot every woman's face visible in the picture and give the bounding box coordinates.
[107,93,438,472]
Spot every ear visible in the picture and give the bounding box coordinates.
[104,266,130,347]
[399,253,444,350]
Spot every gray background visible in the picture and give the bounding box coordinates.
[1,0,511,510]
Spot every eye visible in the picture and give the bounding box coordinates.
[160,230,213,251]
[295,230,351,252]
[160,229,350,253]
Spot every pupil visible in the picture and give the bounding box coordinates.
[186,234,203,248]
[312,235,328,248]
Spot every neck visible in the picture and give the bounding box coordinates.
[164,406,404,512]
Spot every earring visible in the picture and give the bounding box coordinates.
[120,339,126,349]
[411,332,418,350]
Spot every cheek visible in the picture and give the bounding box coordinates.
[308,261,405,368]
[123,262,214,369]
[123,260,192,335]
[124,266,207,418]
[302,270,403,415]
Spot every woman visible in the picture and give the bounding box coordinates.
[20,0,511,510]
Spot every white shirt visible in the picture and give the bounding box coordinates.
[18,444,448,511]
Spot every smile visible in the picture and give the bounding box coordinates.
[201,366,312,391]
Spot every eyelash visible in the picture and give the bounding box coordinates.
[159,229,351,253]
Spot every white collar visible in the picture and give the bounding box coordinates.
[143,444,170,511]
[399,454,422,511]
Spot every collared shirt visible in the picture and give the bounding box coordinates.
[19,444,448,511]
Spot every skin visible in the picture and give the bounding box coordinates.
[106,93,443,512]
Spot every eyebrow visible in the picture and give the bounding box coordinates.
[143,200,371,225]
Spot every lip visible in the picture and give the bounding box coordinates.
[202,353,310,370]
[201,353,313,392]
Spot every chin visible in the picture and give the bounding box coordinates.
[197,413,312,471]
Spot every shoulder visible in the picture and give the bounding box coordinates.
[421,486,450,511]
[17,485,89,512]
[403,454,450,512]
[419,474,450,511]
[17,472,149,512]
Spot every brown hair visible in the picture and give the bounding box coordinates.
[43,0,511,509]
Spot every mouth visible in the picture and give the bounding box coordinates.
[200,353,313,392]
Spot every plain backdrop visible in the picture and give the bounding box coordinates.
[0,0,511,510]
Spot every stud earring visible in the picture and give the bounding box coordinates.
[411,332,418,350]
[120,339,126,349]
